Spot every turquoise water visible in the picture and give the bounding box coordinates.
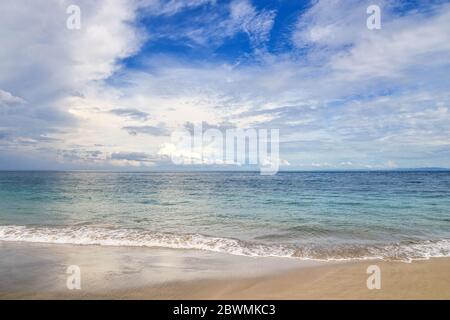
[1,171,450,261]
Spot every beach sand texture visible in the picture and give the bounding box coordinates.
[1,242,449,299]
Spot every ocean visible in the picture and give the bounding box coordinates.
[0,171,449,262]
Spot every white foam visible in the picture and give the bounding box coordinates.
[0,225,449,262]
[0,225,294,258]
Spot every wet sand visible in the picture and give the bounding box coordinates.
[1,242,449,299]
[145,258,450,300]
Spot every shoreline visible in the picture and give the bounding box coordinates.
[1,242,450,299]
[1,224,449,262]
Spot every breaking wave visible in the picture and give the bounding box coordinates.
[1,225,449,262]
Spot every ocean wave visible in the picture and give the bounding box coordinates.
[0,225,449,262]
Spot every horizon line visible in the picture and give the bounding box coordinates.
[0,168,449,173]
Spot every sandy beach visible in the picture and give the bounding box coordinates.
[1,242,449,300]
[2,0,450,306]
[153,258,450,300]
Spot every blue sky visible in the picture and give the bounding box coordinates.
[1,0,450,170]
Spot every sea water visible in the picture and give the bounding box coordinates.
[1,171,449,262]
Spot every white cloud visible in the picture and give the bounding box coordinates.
[0,0,146,162]
[158,0,276,49]
[141,0,216,16]
[293,1,450,81]
[0,89,26,106]
[293,0,375,48]
[331,4,450,79]
[228,0,276,48]
[1,0,450,169]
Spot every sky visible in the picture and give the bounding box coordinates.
[0,0,450,170]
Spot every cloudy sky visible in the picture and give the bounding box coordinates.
[0,0,449,170]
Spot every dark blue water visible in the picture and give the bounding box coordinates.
[1,171,449,261]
